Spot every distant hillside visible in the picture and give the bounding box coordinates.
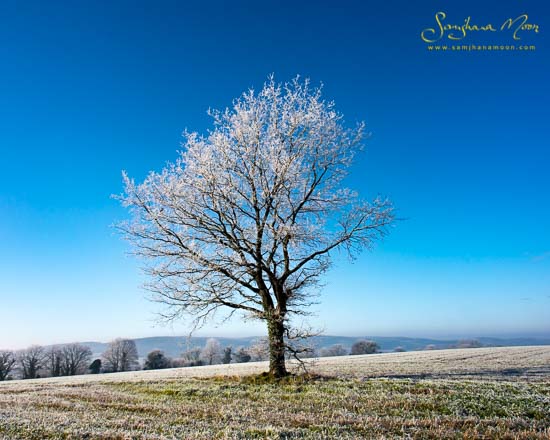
[80,335,550,359]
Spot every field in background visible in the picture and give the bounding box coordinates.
[1,346,549,439]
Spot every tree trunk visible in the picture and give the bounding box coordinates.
[267,318,288,378]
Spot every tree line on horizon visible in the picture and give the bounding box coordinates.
[0,337,484,381]
[0,337,384,381]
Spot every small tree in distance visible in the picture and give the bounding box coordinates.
[200,338,222,365]
[222,346,232,364]
[351,340,379,355]
[248,338,269,361]
[144,350,172,370]
[89,359,102,374]
[45,346,63,377]
[233,347,251,363]
[178,348,203,367]
[0,351,16,381]
[117,76,394,377]
[60,343,92,376]
[320,344,348,357]
[102,339,139,372]
[18,345,44,379]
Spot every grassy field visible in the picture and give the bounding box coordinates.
[0,346,549,439]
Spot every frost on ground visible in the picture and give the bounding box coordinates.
[0,346,549,439]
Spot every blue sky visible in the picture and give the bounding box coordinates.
[1,0,549,348]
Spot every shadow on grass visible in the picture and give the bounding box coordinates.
[357,367,550,381]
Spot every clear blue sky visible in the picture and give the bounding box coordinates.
[1,0,549,349]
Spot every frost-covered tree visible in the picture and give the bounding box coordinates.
[102,339,139,372]
[0,351,16,381]
[320,344,348,357]
[248,338,269,362]
[117,76,394,377]
[200,338,222,365]
[177,347,203,367]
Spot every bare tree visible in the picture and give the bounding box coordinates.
[102,339,139,372]
[45,346,64,377]
[176,347,203,367]
[351,340,379,355]
[117,76,394,377]
[200,338,222,365]
[18,345,44,379]
[60,344,92,376]
[320,344,348,357]
[0,351,16,381]
[182,347,202,363]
